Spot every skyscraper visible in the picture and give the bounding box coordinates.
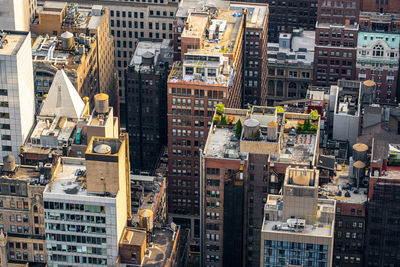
[0,31,35,163]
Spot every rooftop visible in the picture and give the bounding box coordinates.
[175,0,228,18]
[44,157,92,196]
[316,21,359,30]
[129,39,173,73]
[334,80,362,117]
[32,34,96,68]
[34,2,105,30]
[230,2,268,28]
[204,107,320,165]
[262,195,335,237]
[142,227,177,267]
[319,175,367,204]
[267,30,315,66]
[0,31,28,56]
[130,174,165,214]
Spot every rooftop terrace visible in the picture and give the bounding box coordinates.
[204,107,320,165]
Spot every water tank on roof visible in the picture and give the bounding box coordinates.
[3,155,15,172]
[93,144,111,154]
[94,93,109,114]
[352,143,368,162]
[353,161,366,188]
[61,31,74,50]
[139,209,153,232]
[141,51,155,66]
[243,119,260,140]
[267,121,278,141]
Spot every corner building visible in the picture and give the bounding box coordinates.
[167,6,244,247]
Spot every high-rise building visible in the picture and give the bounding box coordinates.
[260,167,335,267]
[167,6,245,249]
[172,1,269,106]
[0,156,47,266]
[59,0,179,124]
[32,32,107,109]
[266,29,315,105]
[313,0,360,87]
[125,40,173,173]
[231,2,269,106]
[0,0,36,31]
[31,2,118,115]
[202,106,322,267]
[44,134,131,266]
[356,32,399,104]
[0,31,35,163]
[240,0,317,43]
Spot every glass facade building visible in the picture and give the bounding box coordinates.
[263,240,329,267]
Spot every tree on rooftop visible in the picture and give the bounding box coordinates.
[235,119,242,136]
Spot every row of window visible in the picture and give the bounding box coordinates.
[110,9,173,18]
[45,212,106,224]
[44,202,105,213]
[47,243,106,256]
[45,223,106,234]
[46,233,106,245]
[48,254,106,265]
[171,88,224,99]
[318,50,353,57]
[9,251,44,261]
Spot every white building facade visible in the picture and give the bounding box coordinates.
[0,31,35,162]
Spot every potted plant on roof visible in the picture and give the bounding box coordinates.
[216,103,224,115]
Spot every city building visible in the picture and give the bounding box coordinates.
[359,11,400,33]
[365,162,400,266]
[43,134,131,266]
[260,167,335,267]
[20,70,119,165]
[332,80,368,147]
[118,173,189,266]
[61,0,178,124]
[32,32,103,108]
[252,0,317,43]
[319,170,367,267]
[31,1,117,114]
[0,31,35,163]
[125,40,173,173]
[266,29,315,105]
[130,174,167,225]
[202,106,321,266]
[0,0,36,31]
[0,156,48,266]
[172,1,269,106]
[167,6,245,249]
[313,0,359,87]
[361,0,400,13]
[230,2,269,106]
[356,32,400,104]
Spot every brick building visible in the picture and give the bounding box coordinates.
[361,0,400,13]
[201,106,321,267]
[356,32,400,104]
[266,29,315,105]
[313,0,360,87]
[241,0,317,43]
[0,157,47,265]
[167,6,245,250]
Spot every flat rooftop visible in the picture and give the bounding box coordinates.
[45,158,89,196]
[262,220,333,237]
[204,108,319,164]
[0,32,28,56]
[32,35,95,68]
[175,0,228,18]
[319,176,367,204]
[129,39,173,72]
[0,165,41,180]
[316,22,359,30]
[230,2,267,28]
[142,227,177,267]
[131,174,164,214]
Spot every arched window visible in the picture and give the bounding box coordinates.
[288,82,297,98]
[373,44,384,57]
[276,81,284,97]
[268,80,275,96]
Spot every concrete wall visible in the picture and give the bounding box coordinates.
[333,114,359,146]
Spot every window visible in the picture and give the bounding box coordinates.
[373,44,384,57]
